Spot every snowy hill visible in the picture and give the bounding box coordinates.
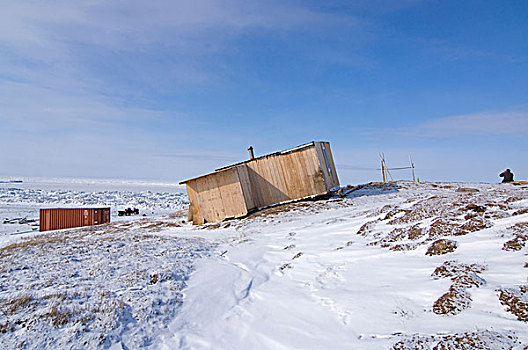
[1,180,527,349]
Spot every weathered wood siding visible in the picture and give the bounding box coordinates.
[185,167,248,224]
[182,141,339,224]
[245,146,329,209]
[236,165,257,212]
[314,142,339,190]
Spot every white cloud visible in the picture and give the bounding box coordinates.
[0,0,360,110]
[413,110,528,136]
[0,81,185,132]
[353,110,528,140]
[0,1,345,59]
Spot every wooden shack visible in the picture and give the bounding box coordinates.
[40,207,111,232]
[180,141,339,224]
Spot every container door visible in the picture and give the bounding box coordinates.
[83,209,90,226]
[43,210,51,231]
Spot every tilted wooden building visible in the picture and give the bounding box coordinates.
[180,141,339,224]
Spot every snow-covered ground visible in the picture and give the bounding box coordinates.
[0,177,187,243]
[1,178,527,349]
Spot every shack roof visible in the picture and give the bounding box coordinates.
[179,141,321,184]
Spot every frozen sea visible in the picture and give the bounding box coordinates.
[0,176,187,242]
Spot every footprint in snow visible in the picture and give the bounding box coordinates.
[232,262,249,272]
[292,252,303,260]
[279,263,293,272]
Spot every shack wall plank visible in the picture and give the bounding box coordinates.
[197,175,226,223]
[256,157,285,205]
[307,147,328,194]
[288,151,304,198]
[236,165,256,211]
[246,160,266,208]
[186,181,204,224]
[216,168,247,219]
[296,149,316,195]
[277,152,296,201]
[267,156,289,201]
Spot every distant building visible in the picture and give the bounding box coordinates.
[40,208,110,231]
[180,141,339,224]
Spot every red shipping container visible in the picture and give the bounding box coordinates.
[39,208,110,232]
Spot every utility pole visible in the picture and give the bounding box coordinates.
[409,154,416,182]
[378,152,393,183]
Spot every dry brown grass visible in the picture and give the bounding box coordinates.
[502,223,528,251]
[513,208,528,216]
[356,220,379,236]
[435,332,516,350]
[433,285,471,315]
[389,243,419,251]
[0,234,68,258]
[385,196,455,225]
[508,222,528,232]
[461,203,487,213]
[44,306,71,327]
[388,224,425,241]
[505,196,523,203]
[488,211,510,219]
[201,223,222,230]
[503,235,528,251]
[141,220,182,230]
[498,286,528,322]
[426,239,458,256]
[428,219,459,239]
[393,330,521,349]
[455,187,479,193]
[431,260,487,316]
[249,201,313,219]
[0,221,208,347]
[0,294,35,315]
[167,209,187,218]
[454,217,492,236]
[165,222,182,228]
[452,273,486,288]
[432,260,486,280]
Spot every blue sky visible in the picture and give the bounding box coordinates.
[1,0,526,184]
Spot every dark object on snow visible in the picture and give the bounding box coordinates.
[455,187,479,193]
[499,169,514,183]
[118,208,140,216]
[3,217,37,225]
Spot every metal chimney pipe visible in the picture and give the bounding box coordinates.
[248,146,255,160]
